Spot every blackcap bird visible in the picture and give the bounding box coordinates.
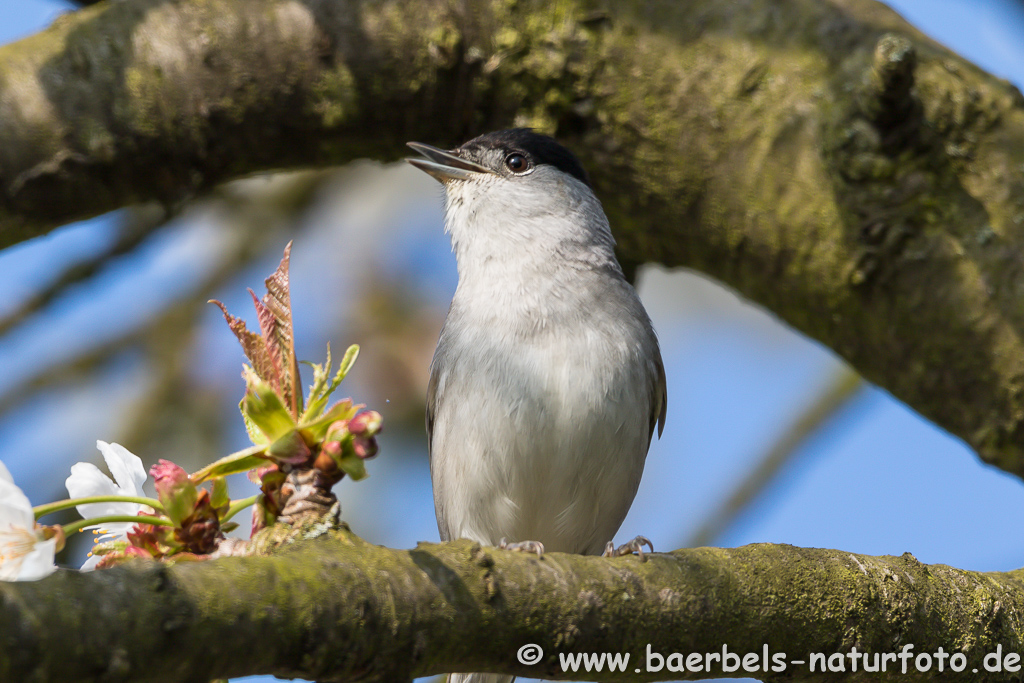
[408,129,667,683]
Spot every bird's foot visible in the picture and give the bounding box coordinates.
[603,535,653,562]
[498,538,545,558]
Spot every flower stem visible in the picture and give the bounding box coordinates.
[222,495,259,523]
[62,514,173,536]
[34,496,164,520]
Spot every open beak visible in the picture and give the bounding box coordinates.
[406,142,492,183]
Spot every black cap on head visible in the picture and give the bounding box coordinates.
[457,129,591,187]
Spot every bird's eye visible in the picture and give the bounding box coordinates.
[504,153,529,174]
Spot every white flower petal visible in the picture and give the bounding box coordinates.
[80,552,101,571]
[66,462,134,521]
[0,465,58,582]
[61,442,151,559]
[66,443,150,540]
[97,441,146,497]
[66,461,119,498]
[15,537,57,581]
[0,555,23,581]
[0,528,32,580]
[0,462,34,531]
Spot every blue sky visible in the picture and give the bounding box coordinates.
[2,2,1024,682]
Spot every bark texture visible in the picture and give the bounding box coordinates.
[4,4,1024,680]
[2,0,1023,480]
[3,528,1024,682]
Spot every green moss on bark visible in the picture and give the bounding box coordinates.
[3,531,1024,681]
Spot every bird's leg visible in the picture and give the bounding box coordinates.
[498,538,545,558]
[603,535,653,562]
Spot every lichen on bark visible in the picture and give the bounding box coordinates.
[3,525,1024,682]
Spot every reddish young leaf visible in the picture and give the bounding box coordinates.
[260,242,302,419]
[209,300,276,385]
[249,289,285,397]
[210,243,303,420]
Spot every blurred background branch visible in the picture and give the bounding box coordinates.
[685,369,865,549]
[0,207,161,338]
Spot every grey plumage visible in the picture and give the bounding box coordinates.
[409,129,666,683]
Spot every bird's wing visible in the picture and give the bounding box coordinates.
[425,358,440,461]
[650,352,668,443]
[425,354,455,542]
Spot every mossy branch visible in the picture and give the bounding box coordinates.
[2,0,1023,482]
[2,529,1023,682]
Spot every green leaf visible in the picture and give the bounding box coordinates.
[333,345,359,389]
[337,451,368,481]
[268,429,312,465]
[191,445,269,484]
[210,477,230,512]
[242,373,297,443]
[313,343,333,389]
[301,344,360,423]
[240,396,269,446]
[301,354,329,416]
[301,358,331,423]
[299,399,358,443]
[301,395,329,425]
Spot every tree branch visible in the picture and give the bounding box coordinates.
[2,528,1022,682]
[2,0,1022,482]
[0,206,161,338]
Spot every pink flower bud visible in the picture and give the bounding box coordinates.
[325,420,350,442]
[349,411,382,437]
[150,460,190,495]
[352,437,379,460]
[149,459,197,527]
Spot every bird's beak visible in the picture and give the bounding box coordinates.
[406,142,492,183]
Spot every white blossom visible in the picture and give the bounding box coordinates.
[66,441,149,568]
[0,461,57,581]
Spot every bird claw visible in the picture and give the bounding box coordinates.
[498,538,545,558]
[603,535,653,562]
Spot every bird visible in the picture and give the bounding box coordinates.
[407,129,667,683]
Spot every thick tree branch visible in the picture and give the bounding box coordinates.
[2,529,1023,682]
[2,0,1023,481]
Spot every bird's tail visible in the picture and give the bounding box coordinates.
[448,674,514,683]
